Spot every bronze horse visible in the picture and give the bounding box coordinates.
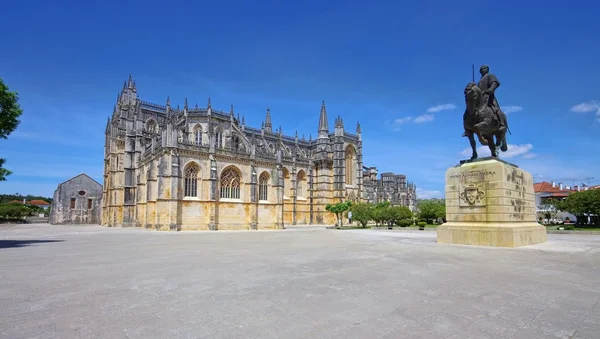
[463,82,509,159]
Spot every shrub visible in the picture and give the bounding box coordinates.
[396,219,412,227]
[417,221,427,227]
[0,203,29,220]
[564,225,575,231]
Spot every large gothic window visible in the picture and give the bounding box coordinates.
[215,128,223,149]
[297,170,306,198]
[345,146,355,185]
[220,167,241,199]
[184,164,200,197]
[194,125,202,145]
[146,119,157,134]
[258,172,269,201]
[232,135,240,151]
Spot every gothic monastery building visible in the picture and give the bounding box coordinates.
[102,76,416,230]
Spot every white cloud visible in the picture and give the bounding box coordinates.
[570,101,599,113]
[570,101,600,123]
[460,143,534,159]
[394,117,412,125]
[427,104,456,113]
[503,106,523,114]
[413,114,434,123]
[416,188,443,199]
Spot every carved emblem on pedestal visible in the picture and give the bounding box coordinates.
[459,183,486,206]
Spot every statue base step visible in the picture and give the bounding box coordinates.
[437,222,547,247]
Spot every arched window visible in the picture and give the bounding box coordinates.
[215,128,223,149]
[259,172,269,201]
[220,167,240,199]
[194,125,202,145]
[345,146,355,185]
[297,170,306,198]
[146,119,157,134]
[232,135,240,151]
[184,164,200,197]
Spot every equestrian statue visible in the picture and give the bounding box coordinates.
[463,64,510,160]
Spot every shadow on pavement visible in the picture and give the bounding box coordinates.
[0,240,64,249]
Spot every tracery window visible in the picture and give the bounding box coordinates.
[259,172,269,201]
[215,129,223,149]
[232,135,240,151]
[184,164,199,197]
[194,125,202,145]
[220,168,240,199]
[345,146,355,185]
[146,119,157,134]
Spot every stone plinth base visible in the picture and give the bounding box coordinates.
[437,222,547,247]
[437,157,547,247]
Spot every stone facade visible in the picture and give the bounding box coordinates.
[49,173,103,224]
[437,158,547,247]
[362,166,417,211]
[102,76,369,230]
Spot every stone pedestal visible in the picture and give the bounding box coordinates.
[437,157,547,247]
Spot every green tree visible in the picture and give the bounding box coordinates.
[0,78,24,181]
[417,199,445,224]
[371,201,391,226]
[539,198,562,223]
[349,202,373,227]
[0,203,29,220]
[325,201,352,227]
[388,206,412,225]
[559,190,600,226]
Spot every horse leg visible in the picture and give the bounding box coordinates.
[486,134,497,158]
[466,130,478,160]
[474,130,488,145]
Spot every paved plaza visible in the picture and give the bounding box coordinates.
[1,224,599,339]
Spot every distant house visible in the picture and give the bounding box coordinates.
[533,181,598,223]
[28,200,51,210]
[49,173,103,225]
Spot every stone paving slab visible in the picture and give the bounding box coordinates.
[0,224,599,338]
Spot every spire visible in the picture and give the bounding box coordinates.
[242,116,245,125]
[265,107,272,133]
[230,104,234,116]
[123,81,127,91]
[356,121,361,134]
[195,103,199,110]
[318,100,329,137]
[132,81,137,92]
[166,96,171,107]
[237,113,240,122]
[339,116,344,129]
[184,97,188,109]
[207,97,212,109]
[127,74,133,89]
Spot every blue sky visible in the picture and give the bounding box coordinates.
[1,0,599,199]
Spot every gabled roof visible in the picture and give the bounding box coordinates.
[533,181,574,198]
[58,173,102,188]
[28,200,51,206]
